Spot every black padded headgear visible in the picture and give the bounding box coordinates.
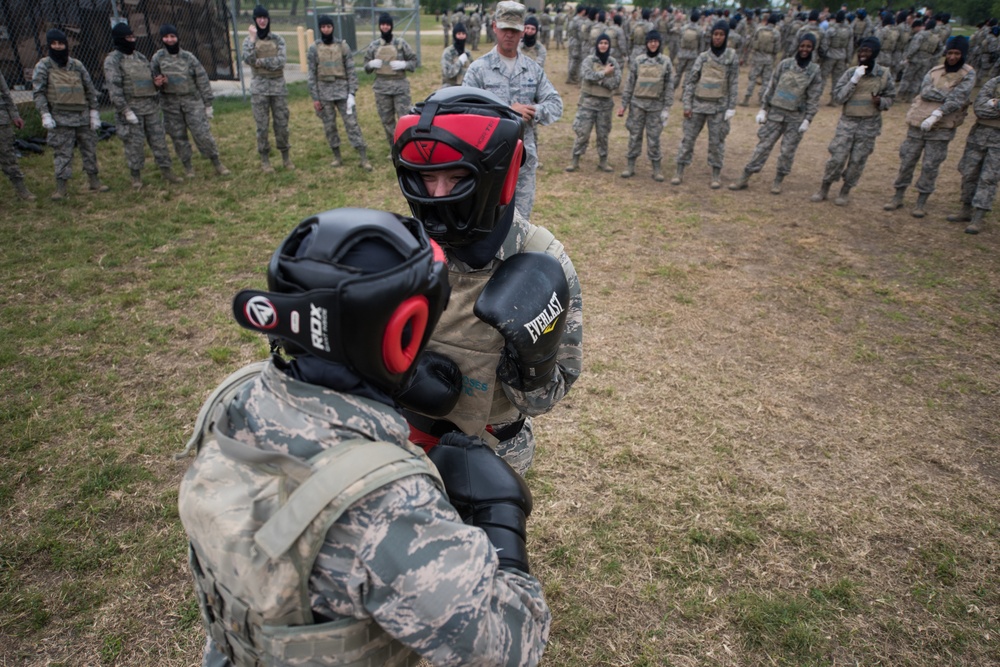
[392,88,525,249]
[233,208,450,395]
[642,8,651,20]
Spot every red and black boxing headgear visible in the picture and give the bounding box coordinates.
[392,87,525,248]
[232,208,450,395]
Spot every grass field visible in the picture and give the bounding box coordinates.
[2,36,999,666]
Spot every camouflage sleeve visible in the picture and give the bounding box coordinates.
[663,60,676,108]
[32,60,51,116]
[760,59,781,109]
[461,58,487,89]
[363,40,379,72]
[877,68,896,109]
[150,50,163,78]
[803,63,824,120]
[263,35,287,70]
[726,55,739,110]
[974,77,1000,119]
[312,474,551,667]
[80,63,100,111]
[441,48,462,81]
[938,67,976,116]
[307,44,320,99]
[345,43,359,95]
[620,59,637,108]
[536,43,548,68]
[831,66,856,105]
[903,33,920,59]
[608,56,623,90]
[241,35,256,66]
[682,54,704,109]
[580,55,603,83]
[191,53,214,105]
[401,39,418,70]
[0,72,18,122]
[530,68,563,127]
[103,53,129,113]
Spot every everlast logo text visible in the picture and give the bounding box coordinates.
[310,303,330,351]
[524,292,565,344]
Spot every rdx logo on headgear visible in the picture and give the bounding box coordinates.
[523,292,565,344]
[310,303,330,352]
[245,296,278,330]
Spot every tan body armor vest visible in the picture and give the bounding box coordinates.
[920,32,940,56]
[905,64,973,129]
[581,59,614,98]
[588,23,604,47]
[520,44,543,63]
[880,28,899,53]
[317,42,347,81]
[180,365,443,667]
[375,42,403,78]
[635,59,668,99]
[46,62,87,112]
[975,114,1000,128]
[754,27,777,54]
[253,38,283,78]
[829,25,851,49]
[843,68,888,117]
[158,55,194,95]
[681,25,699,51]
[695,53,732,101]
[631,22,648,46]
[769,62,819,112]
[121,56,157,98]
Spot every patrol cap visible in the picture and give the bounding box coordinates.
[495,1,526,31]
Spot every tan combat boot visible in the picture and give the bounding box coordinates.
[13,178,36,201]
[87,173,110,193]
[947,204,973,223]
[965,208,985,234]
[810,181,831,202]
[833,184,852,206]
[357,148,373,172]
[770,173,784,195]
[281,151,295,171]
[911,192,930,218]
[621,158,636,179]
[597,156,613,172]
[212,158,231,176]
[671,164,684,185]
[51,179,68,201]
[728,170,751,191]
[161,167,184,184]
[710,167,722,189]
[883,187,905,211]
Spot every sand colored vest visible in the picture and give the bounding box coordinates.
[635,58,669,98]
[253,38,284,78]
[919,32,940,56]
[122,56,157,98]
[47,62,87,112]
[581,58,614,98]
[905,64,973,129]
[681,25,699,51]
[158,55,194,95]
[754,26,778,55]
[376,42,404,78]
[769,61,819,112]
[317,42,347,80]
[695,52,733,101]
[843,68,889,117]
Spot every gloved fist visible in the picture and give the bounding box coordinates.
[660,108,670,122]
[41,113,56,130]
[124,110,140,125]
[724,108,736,122]
[369,58,383,69]
[798,119,810,133]
[346,93,356,115]
[850,65,867,83]
[394,351,463,418]
[755,109,767,124]
[920,109,943,131]
[205,106,214,120]
[90,110,101,131]
[990,98,1000,109]
[389,60,408,71]
[458,52,469,65]
[474,252,570,392]
[427,432,533,573]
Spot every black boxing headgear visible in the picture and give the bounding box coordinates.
[233,208,450,395]
[392,88,525,249]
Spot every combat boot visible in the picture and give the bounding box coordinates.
[330,148,343,168]
[770,173,785,195]
[281,151,295,171]
[565,154,580,172]
[728,170,751,191]
[161,167,184,184]
[357,148,373,172]
[833,184,852,206]
[710,168,722,189]
[87,173,110,193]
[810,181,831,202]
[947,204,973,223]
[212,158,231,176]
[911,192,930,218]
[131,169,144,191]
[12,178,36,201]
[965,208,985,234]
[621,158,636,178]
[652,161,664,182]
[597,156,613,172]
[261,154,275,174]
[883,187,906,211]
[51,179,68,201]
[182,161,196,179]
[670,164,684,185]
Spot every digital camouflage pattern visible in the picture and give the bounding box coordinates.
[242,33,289,96]
[440,45,471,86]
[621,52,675,162]
[956,76,1000,211]
[899,30,943,100]
[104,50,173,172]
[180,361,551,666]
[307,39,366,154]
[677,48,739,169]
[571,54,622,160]
[0,72,25,183]
[744,25,781,104]
[151,48,221,164]
[363,37,417,146]
[33,57,102,181]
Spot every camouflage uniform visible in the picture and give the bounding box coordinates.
[676,48,739,173]
[900,30,943,101]
[675,22,704,87]
[241,32,290,160]
[743,23,781,104]
[956,77,1000,217]
[363,37,418,147]
[0,71,27,188]
[150,47,223,170]
[180,360,552,667]
[33,56,102,182]
[621,51,675,164]
[629,19,653,60]
[440,45,472,87]
[104,49,174,173]
[539,11,552,48]
[566,12,586,83]
[553,11,566,49]
[519,40,547,68]
[442,11,452,47]
[464,48,563,220]
[307,38,368,157]
[821,22,854,97]
[570,54,622,163]
[876,24,901,76]
[467,12,482,51]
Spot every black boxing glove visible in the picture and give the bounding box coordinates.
[394,351,463,418]
[473,252,570,392]
[427,432,533,573]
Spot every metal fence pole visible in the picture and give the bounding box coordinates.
[230,0,246,99]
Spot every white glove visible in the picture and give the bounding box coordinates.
[369,58,383,69]
[755,109,767,124]
[41,113,56,130]
[458,52,469,65]
[90,110,101,131]
[660,108,670,122]
[389,60,407,71]
[920,109,943,131]
[798,119,810,133]
[724,109,736,122]
[990,98,1000,109]
[346,93,356,115]
[850,65,866,84]
[205,106,214,120]
[124,110,140,125]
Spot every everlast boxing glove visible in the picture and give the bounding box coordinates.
[474,252,570,392]
[427,432,533,573]
[394,350,463,418]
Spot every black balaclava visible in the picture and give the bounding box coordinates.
[642,7,651,20]
[646,29,662,57]
[523,16,539,47]
[945,35,968,72]
[112,22,135,55]
[595,33,611,63]
[47,29,69,66]
[613,14,622,26]
[160,24,180,54]
[318,15,334,44]
[253,5,270,40]
[858,35,880,71]
[835,10,845,23]
[452,22,467,54]
[796,33,816,67]
[710,19,728,56]
[808,9,819,23]
[768,12,780,25]
[925,18,937,31]
[379,13,394,42]
[690,9,701,23]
